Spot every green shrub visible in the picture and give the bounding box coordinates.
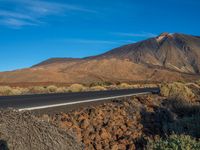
[160,82,195,101]
[68,84,86,92]
[147,134,200,150]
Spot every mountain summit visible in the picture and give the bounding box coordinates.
[0,32,199,84]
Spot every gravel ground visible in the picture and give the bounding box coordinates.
[0,109,83,150]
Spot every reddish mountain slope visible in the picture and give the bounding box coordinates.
[0,32,199,85]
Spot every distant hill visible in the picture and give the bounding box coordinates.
[0,32,199,85]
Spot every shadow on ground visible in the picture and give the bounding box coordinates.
[140,98,200,138]
[0,140,9,150]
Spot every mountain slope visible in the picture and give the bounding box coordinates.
[97,33,200,73]
[0,32,200,85]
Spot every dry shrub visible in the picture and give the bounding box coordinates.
[28,86,47,94]
[160,82,195,101]
[0,86,28,96]
[195,80,200,87]
[0,86,14,96]
[68,84,86,92]
[56,87,69,93]
[46,85,58,93]
[90,82,112,87]
[119,83,132,89]
[10,88,23,95]
[90,86,107,91]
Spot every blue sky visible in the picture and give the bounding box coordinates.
[0,0,200,71]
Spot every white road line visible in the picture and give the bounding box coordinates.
[18,92,151,111]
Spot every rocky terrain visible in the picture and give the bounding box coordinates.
[50,95,159,150]
[0,110,83,150]
[37,83,197,150]
[0,33,200,85]
[45,82,200,150]
[0,82,200,149]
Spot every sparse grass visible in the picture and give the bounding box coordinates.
[160,82,195,101]
[147,134,200,150]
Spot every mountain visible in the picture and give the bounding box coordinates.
[0,32,200,85]
[97,32,200,73]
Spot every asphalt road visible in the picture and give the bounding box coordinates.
[0,88,159,111]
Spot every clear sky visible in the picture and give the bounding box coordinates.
[0,0,200,71]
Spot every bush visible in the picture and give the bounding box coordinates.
[119,83,132,89]
[90,82,113,87]
[28,86,47,94]
[11,88,23,95]
[160,82,195,101]
[46,85,58,93]
[0,86,29,96]
[0,86,14,96]
[68,84,86,92]
[90,86,107,91]
[195,80,200,85]
[56,87,69,93]
[147,134,200,150]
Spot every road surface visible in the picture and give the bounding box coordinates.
[0,88,159,111]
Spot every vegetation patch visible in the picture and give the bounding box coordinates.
[68,84,86,92]
[147,134,200,150]
[160,82,195,101]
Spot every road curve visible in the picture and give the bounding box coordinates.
[0,88,159,111]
